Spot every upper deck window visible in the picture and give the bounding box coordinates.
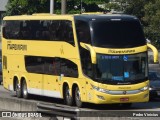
[2,20,75,46]
[91,20,146,48]
[75,20,91,44]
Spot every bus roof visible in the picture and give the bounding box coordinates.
[74,14,138,21]
[3,13,138,21]
[3,14,74,20]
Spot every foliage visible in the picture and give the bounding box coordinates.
[55,0,107,13]
[143,0,160,48]
[123,0,160,48]
[124,0,147,20]
[5,0,108,15]
[105,2,121,11]
[5,0,50,15]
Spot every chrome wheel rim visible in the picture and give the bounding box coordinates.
[66,89,70,99]
[23,82,27,96]
[76,89,80,101]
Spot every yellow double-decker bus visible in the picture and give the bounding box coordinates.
[1,13,158,107]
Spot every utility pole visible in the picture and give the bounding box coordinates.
[61,0,67,14]
[50,0,54,14]
[81,0,82,13]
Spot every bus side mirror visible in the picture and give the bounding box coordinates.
[147,43,159,64]
[80,42,96,64]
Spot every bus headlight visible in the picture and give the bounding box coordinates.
[140,85,149,91]
[91,84,109,93]
[149,86,154,91]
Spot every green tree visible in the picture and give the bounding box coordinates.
[5,0,50,15]
[105,2,121,12]
[5,0,108,15]
[122,0,160,48]
[124,0,148,20]
[105,0,128,12]
[143,0,160,47]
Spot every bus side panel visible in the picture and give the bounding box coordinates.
[3,54,25,91]
[3,69,12,90]
[26,73,43,95]
[43,75,62,98]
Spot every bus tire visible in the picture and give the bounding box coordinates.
[22,80,29,99]
[15,80,22,98]
[75,86,83,107]
[64,85,73,106]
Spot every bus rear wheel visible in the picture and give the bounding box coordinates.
[15,80,22,98]
[75,87,83,107]
[64,85,73,106]
[22,80,29,99]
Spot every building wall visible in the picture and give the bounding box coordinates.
[0,0,8,30]
[0,11,5,25]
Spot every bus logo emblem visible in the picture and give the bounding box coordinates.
[123,91,127,94]
[123,55,128,61]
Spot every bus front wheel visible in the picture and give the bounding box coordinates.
[22,80,29,99]
[64,85,73,106]
[75,87,83,107]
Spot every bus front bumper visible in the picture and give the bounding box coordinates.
[88,90,149,104]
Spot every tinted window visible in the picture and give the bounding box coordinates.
[3,55,7,70]
[91,20,146,48]
[60,58,78,78]
[3,20,75,46]
[75,20,91,44]
[79,46,93,78]
[3,21,21,39]
[44,57,60,75]
[25,56,78,78]
[25,56,45,74]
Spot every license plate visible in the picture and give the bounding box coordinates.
[120,98,129,102]
[157,91,160,96]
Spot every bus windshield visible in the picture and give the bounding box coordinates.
[95,52,148,84]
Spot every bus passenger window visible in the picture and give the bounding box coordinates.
[41,21,50,40]
[21,27,29,39]
[3,21,21,39]
[80,47,93,78]
[76,20,91,44]
[60,58,78,78]
[65,21,74,46]
[78,31,85,42]
[25,56,45,74]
